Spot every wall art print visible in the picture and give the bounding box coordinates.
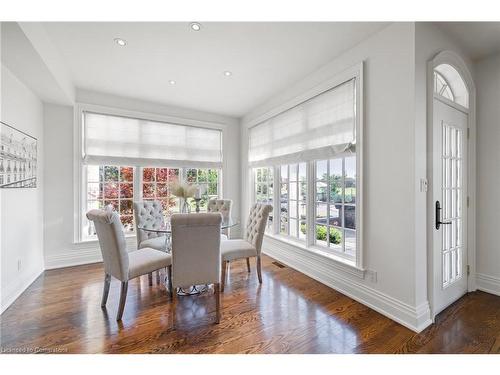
[0,121,37,188]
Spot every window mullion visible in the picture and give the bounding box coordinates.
[307,161,315,247]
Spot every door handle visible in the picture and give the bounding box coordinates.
[435,200,452,230]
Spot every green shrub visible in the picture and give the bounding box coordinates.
[300,223,342,244]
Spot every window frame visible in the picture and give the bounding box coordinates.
[74,103,226,243]
[248,62,364,269]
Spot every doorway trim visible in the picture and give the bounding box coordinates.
[427,50,477,320]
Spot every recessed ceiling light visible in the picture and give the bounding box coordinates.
[114,38,127,46]
[224,71,232,77]
[190,22,201,31]
[169,80,176,85]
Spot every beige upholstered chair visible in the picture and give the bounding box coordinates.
[134,200,167,250]
[207,199,232,239]
[170,213,222,324]
[220,203,272,292]
[87,209,172,321]
[133,200,167,285]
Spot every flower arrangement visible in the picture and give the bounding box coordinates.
[170,181,197,199]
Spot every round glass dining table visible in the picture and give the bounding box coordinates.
[138,217,238,295]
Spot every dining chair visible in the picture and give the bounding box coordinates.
[87,209,172,321]
[220,203,272,292]
[133,200,167,285]
[207,199,232,239]
[170,212,222,325]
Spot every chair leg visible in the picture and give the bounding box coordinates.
[167,265,173,299]
[221,260,228,292]
[246,258,251,273]
[156,270,161,285]
[214,282,221,324]
[148,272,153,286]
[257,256,263,284]
[171,292,177,329]
[116,281,128,321]
[101,274,111,307]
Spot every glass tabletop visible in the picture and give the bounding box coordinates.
[139,218,238,234]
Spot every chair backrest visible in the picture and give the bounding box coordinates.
[171,213,222,288]
[86,209,129,281]
[133,200,165,246]
[244,203,273,255]
[207,199,232,236]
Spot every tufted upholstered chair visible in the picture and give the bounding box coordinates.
[134,200,167,250]
[207,199,232,239]
[134,200,168,285]
[170,213,222,325]
[220,203,272,292]
[87,209,172,321]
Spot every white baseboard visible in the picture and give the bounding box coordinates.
[263,236,431,333]
[476,273,500,296]
[1,266,44,314]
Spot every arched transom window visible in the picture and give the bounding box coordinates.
[434,63,469,109]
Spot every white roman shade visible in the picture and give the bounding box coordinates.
[248,79,356,167]
[83,112,223,168]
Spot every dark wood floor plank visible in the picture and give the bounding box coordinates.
[1,255,499,353]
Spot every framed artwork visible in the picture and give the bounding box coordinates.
[0,121,37,188]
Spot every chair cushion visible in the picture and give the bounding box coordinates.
[221,239,257,261]
[139,236,167,251]
[128,248,171,279]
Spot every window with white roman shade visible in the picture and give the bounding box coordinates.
[248,79,356,167]
[83,112,223,168]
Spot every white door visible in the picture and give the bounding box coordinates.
[432,98,468,315]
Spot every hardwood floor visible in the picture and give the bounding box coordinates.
[1,255,499,354]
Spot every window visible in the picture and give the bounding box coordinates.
[254,167,274,231]
[85,165,134,237]
[434,71,454,102]
[278,163,307,240]
[142,167,180,215]
[248,66,361,266]
[186,168,220,212]
[79,110,225,241]
[315,156,356,258]
[83,165,221,239]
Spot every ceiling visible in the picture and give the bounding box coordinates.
[437,22,500,61]
[40,22,388,117]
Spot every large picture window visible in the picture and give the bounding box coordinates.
[79,108,224,241]
[249,66,361,266]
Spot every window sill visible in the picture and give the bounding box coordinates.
[263,233,365,279]
[74,234,136,246]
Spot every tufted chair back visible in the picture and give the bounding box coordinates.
[207,199,232,236]
[133,200,165,247]
[86,209,129,282]
[243,203,272,255]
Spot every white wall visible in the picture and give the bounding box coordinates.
[241,23,432,332]
[43,90,240,269]
[475,52,500,296]
[1,65,44,313]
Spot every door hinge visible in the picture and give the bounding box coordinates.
[467,265,470,276]
[467,196,470,207]
[467,128,470,139]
